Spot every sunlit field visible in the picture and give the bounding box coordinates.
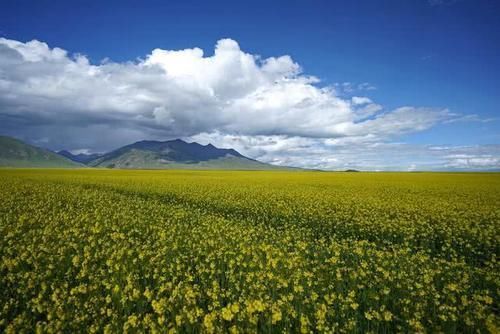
[0,169,498,333]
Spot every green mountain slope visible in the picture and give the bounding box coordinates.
[89,139,292,170]
[0,136,82,168]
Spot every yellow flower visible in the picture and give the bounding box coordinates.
[144,287,152,300]
[203,312,216,334]
[127,315,139,327]
[300,315,310,334]
[230,303,240,314]
[246,299,266,314]
[272,306,282,324]
[383,311,393,321]
[221,307,234,321]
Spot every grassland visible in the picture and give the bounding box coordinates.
[0,136,81,168]
[0,169,498,333]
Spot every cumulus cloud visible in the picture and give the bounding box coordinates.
[189,133,500,171]
[441,148,500,169]
[0,36,495,170]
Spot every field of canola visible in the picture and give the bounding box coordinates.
[0,169,498,333]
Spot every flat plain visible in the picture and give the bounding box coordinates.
[0,169,498,333]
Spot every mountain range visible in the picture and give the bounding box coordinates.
[0,136,81,168]
[57,150,103,164]
[0,135,288,170]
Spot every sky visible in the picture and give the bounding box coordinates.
[0,0,499,170]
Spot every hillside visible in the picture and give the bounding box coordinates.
[57,150,103,164]
[0,136,81,168]
[87,139,289,170]
[0,135,291,170]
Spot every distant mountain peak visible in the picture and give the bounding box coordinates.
[57,150,103,164]
[57,149,72,155]
[0,135,81,168]
[85,138,282,170]
[172,138,187,143]
[0,135,290,170]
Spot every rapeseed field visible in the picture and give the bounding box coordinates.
[0,169,498,333]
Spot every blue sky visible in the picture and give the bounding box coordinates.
[0,0,499,170]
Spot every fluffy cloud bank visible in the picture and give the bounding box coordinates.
[0,37,498,170]
[189,133,500,171]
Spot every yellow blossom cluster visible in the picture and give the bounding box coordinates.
[0,169,498,333]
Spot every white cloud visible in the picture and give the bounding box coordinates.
[0,37,494,170]
[70,148,94,155]
[357,82,376,91]
[443,151,500,169]
[189,133,500,171]
[351,96,372,105]
[443,113,499,123]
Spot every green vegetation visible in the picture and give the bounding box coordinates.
[0,136,81,168]
[89,149,283,170]
[0,136,288,170]
[86,139,288,170]
[0,169,498,333]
